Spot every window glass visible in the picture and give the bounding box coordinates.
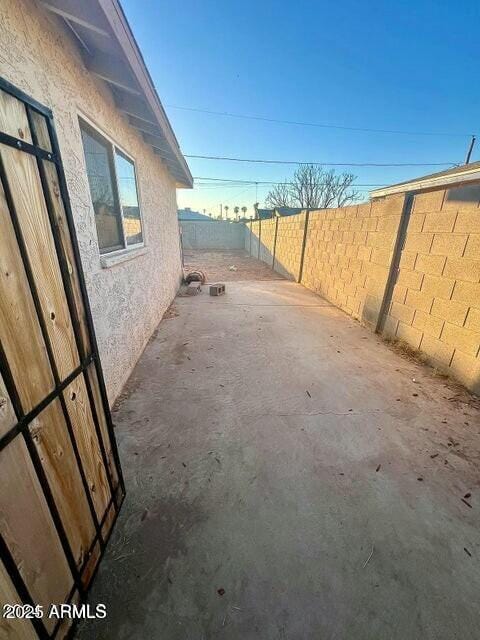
[115,150,143,246]
[80,126,124,253]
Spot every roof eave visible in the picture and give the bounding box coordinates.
[41,0,193,188]
[370,166,480,199]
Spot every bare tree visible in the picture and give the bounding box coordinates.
[265,165,360,209]
[265,182,292,208]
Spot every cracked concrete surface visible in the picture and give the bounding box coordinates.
[79,276,480,640]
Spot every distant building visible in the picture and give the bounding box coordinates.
[178,208,213,221]
[274,207,305,217]
[254,206,275,220]
[253,205,307,220]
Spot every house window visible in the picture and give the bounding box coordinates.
[80,119,144,254]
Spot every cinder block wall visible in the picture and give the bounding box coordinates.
[383,189,480,392]
[261,219,276,264]
[275,214,307,280]
[249,188,480,394]
[302,197,404,327]
[246,223,259,257]
[181,221,246,249]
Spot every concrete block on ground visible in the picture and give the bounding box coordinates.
[187,282,202,295]
[210,283,226,296]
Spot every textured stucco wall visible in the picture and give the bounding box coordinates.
[0,0,183,403]
[180,221,246,249]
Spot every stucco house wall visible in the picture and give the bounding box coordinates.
[0,0,183,403]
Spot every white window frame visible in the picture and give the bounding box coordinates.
[78,113,145,256]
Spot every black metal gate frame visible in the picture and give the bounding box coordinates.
[0,76,125,639]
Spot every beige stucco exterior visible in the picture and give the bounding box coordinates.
[0,0,183,403]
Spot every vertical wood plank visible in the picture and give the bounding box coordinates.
[55,590,80,640]
[30,399,96,567]
[0,438,73,634]
[100,500,116,541]
[0,179,54,413]
[0,91,31,141]
[0,141,80,381]
[29,110,52,152]
[87,364,119,490]
[40,159,91,358]
[0,373,16,440]
[0,561,37,640]
[63,376,111,520]
[81,541,101,590]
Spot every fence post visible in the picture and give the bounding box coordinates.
[375,193,414,334]
[258,218,262,260]
[297,210,310,283]
[272,216,279,270]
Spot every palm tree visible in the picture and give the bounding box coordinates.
[234,206,239,220]
[241,206,247,218]
[224,205,229,219]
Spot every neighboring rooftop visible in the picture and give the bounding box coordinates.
[255,208,275,220]
[178,208,213,221]
[371,161,480,198]
[274,207,305,217]
[253,207,307,219]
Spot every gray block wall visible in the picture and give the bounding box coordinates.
[181,221,246,249]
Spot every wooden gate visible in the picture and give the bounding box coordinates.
[0,78,125,638]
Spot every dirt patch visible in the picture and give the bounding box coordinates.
[183,249,284,282]
[163,302,179,320]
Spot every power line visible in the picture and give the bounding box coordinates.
[167,104,473,138]
[186,154,457,167]
[193,176,387,187]
[222,185,254,205]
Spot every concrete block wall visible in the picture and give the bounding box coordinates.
[383,189,480,393]
[259,219,276,265]
[302,196,404,327]
[246,222,260,257]
[181,221,246,249]
[250,188,479,394]
[248,219,276,266]
[274,214,307,280]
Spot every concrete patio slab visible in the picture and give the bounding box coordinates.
[79,276,480,640]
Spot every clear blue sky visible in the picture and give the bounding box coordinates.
[122,0,479,218]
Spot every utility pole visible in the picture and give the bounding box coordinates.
[465,135,476,164]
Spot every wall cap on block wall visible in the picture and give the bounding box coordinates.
[371,161,480,198]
